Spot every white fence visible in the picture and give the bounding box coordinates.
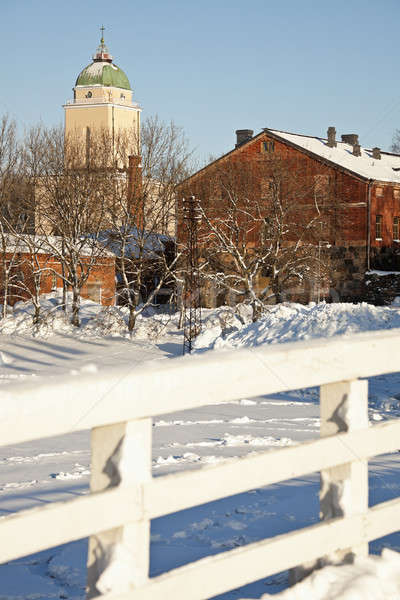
[1,328,400,599]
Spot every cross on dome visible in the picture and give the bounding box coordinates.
[93,26,113,63]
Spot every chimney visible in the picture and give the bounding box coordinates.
[327,126,337,148]
[128,154,143,206]
[341,133,359,146]
[235,129,254,148]
[353,143,361,157]
[372,147,381,160]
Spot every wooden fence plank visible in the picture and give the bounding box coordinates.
[143,419,400,519]
[0,487,140,564]
[1,328,400,446]
[0,418,399,566]
[87,419,152,598]
[320,380,369,560]
[99,496,400,600]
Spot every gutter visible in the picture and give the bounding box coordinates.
[367,179,373,270]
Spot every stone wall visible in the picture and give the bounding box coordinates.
[363,271,400,306]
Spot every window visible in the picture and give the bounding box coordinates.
[376,186,383,197]
[261,140,275,153]
[376,214,383,239]
[394,216,400,241]
[394,189,400,199]
[85,91,92,98]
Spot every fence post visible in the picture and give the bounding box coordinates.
[319,379,369,560]
[290,379,368,584]
[86,418,152,598]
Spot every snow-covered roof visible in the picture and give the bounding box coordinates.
[266,128,400,183]
[2,234,114,257]
[101,227,173,259]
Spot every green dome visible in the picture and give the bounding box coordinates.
[75,61,131,90]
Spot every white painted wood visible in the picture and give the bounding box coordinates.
[0,421,400,562]
[0,417,399,566]
[1,328,400,446]
[98,496,400,600]
[86,419,152,599]
[0,487,140,564]
[1,330,400,597]
[320,380,369,562]
[0,417,398,567]
[143,418,400,520]
[291,379,369,583]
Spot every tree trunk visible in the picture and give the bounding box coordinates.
[62,279,67,312]
[1,280,7,319]
[272,278,283,304]
[251,298,262,322]
[33,302,41,326]
[128,304,136,332]
[71,287,80,327]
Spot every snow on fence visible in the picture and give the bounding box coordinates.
[1,329,400,599]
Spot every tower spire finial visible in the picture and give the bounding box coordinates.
[93,26,112,62]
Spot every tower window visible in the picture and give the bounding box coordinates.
[86,127,91,167]
[394,216,400,241]
[375,214,383,239]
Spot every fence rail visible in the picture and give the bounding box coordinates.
[1,328,400,599]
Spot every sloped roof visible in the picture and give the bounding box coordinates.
[266,128,400,184]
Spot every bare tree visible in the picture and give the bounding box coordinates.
[104,116,193,331]
[32,127,112,326]
[0,115,28,316]
[391,130,400,154]
[182,155,330,320]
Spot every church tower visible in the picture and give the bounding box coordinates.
[64,29,141,168]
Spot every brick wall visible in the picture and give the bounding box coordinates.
[178,132,400,304]
[0,252,115,306]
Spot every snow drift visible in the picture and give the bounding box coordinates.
[194,302,400,351]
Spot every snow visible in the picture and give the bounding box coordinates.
[1,300,400,598]
[2,233,114,257]
[194,302,400,351]
[366,270,400,276]
[260,549,400,600]
[268,128,400,183]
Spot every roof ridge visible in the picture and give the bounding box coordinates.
[266,127,400,157]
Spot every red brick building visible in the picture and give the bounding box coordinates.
[1,236,116,307]
[179,127,400,303]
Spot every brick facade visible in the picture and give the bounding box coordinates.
[179,129,400,305]
[1,252,115,306]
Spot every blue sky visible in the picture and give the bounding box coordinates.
[2,0,400,162]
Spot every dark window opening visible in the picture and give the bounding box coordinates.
[376,214,383,239]
[394,216,399,241]
[261,141,275,153]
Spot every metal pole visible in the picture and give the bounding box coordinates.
[182,196,202,355]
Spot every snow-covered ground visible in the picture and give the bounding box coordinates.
[1,297,400,599]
